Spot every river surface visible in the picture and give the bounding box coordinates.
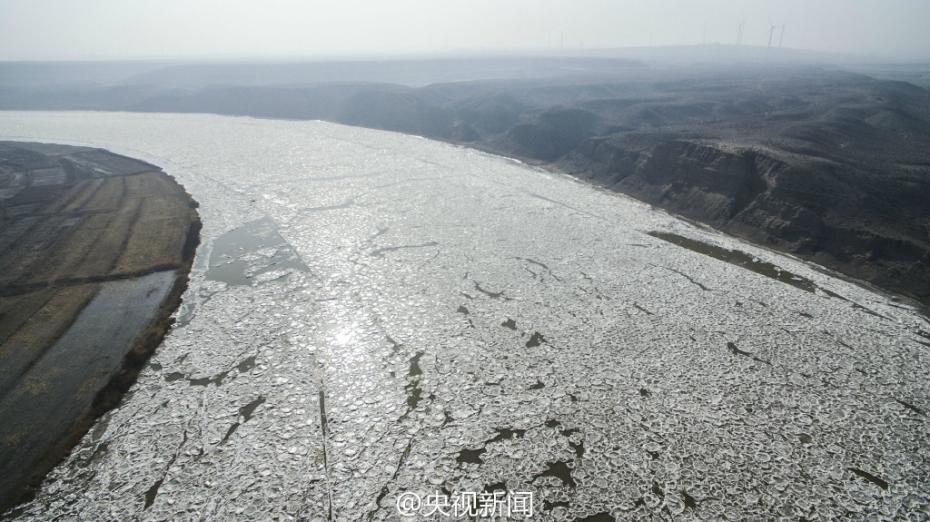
[1,112,928,520]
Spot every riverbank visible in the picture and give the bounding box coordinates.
[0,141,200,512]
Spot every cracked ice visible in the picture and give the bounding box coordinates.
[1,112,928,520]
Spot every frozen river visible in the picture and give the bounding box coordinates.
[1,112,928,520]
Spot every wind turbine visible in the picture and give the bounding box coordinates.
[737,21,745,45]
[778,24,786,48]
[767,24,776,48]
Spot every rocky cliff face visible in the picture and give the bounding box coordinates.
[561,135,930,305]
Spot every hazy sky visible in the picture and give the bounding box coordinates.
[1,0,929,61]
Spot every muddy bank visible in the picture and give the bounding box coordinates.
[0,142,200,512]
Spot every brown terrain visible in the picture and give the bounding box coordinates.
[0,142,200,512]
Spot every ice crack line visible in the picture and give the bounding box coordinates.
[649,263,710,291]
[318,388,334,521]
